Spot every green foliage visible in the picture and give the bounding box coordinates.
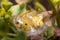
[14,31,27,40]
[0,17,8,32]
[35,2,46,12]
[0,8,6,17]
[48,0,60,28]
[1,31,27,40]
[2,0,13,11]
[2,37,13,40]
[8,4,26,16]
[44,27,55,39]
[0,17,27,40]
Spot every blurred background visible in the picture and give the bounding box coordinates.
[9,0,51,10]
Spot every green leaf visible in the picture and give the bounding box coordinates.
[44,27,55,38]
[9,5,26,16]
[2,37,13,40]
[8,5,20,16]
[2,1,13,11]
[14,31,27,40]
[35,2,46,12]
[0,8,6,17]
[5,14,10,19]
[0,31,6,37]
[0,17,10,33]
[0,17,6,31]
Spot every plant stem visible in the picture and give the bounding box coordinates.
[48,0,60,28]
[35,2,46,11]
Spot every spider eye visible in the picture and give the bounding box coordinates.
[25,23,27,25]
[16,22,19,24]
